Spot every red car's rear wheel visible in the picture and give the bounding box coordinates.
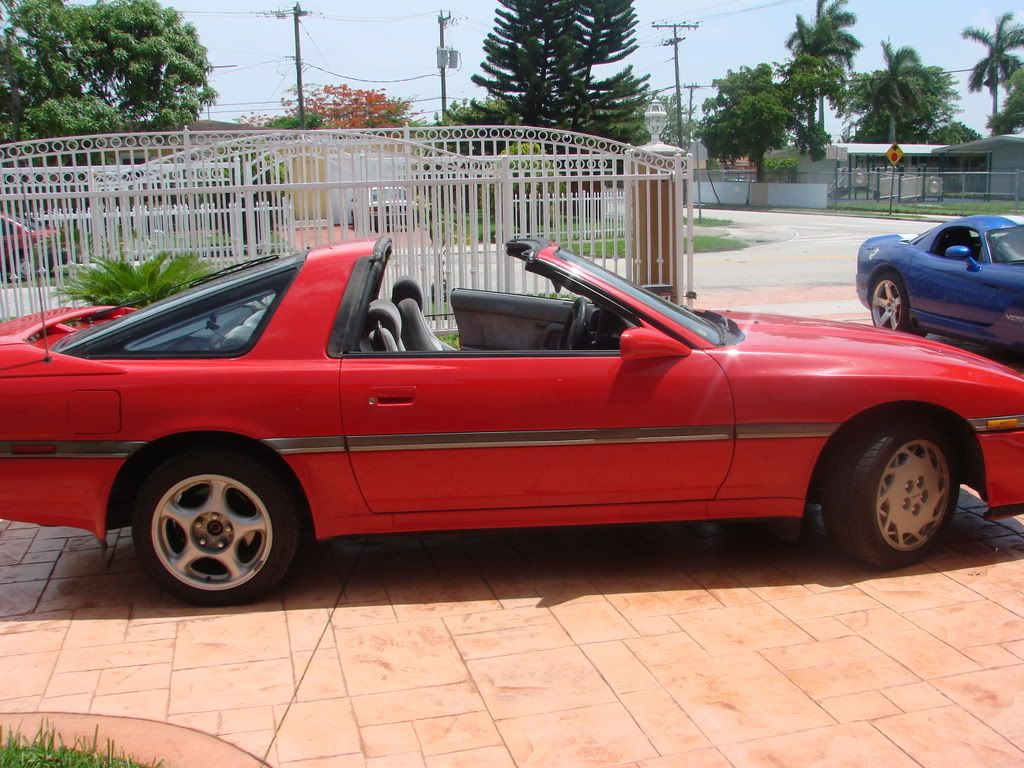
[132,451,300,605]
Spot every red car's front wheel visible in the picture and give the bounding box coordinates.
[823,419,958,568]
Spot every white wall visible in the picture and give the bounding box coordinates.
[697,181,749,206]
[751,182,828,209]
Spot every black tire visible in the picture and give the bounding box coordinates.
[132,450,300,605]
[869,270,917,334]
[822,419,958,569]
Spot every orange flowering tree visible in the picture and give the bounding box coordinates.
[246,85,414,129]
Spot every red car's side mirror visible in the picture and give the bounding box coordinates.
[620,327,692,361]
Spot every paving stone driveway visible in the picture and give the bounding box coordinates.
[3,495,1024,768]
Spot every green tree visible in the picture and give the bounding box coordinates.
[780,53,845,160]
[699,64,790,181]
[785,0,860,130]
[991,68,1024,134]
[963,12,1024,126]
[563,0,648,142]
[471,0,649,143]
[251,113,326,130]
[845,55,965,144]
[928,121,982,145]
[2,0,215,140]
[435,97,511,126]
[852,41,927,144]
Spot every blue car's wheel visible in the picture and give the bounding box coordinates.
[870,271,914,333]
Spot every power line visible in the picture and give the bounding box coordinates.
[319,12,436,22]
[304,63,438,84]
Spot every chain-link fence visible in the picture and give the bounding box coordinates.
[695,169,1024,216]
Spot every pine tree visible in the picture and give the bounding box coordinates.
[471,0,577,127]
[471,0,649,142]
[568,1,649,142]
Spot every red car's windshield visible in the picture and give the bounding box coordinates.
[555,248,724,345]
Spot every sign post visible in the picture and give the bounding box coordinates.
[886,143,903,216]
[826,145,848,211]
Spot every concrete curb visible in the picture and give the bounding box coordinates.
[0,712,268,767]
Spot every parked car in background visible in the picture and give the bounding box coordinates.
[857,214,1024,350]
[347,187,410,233]
[2,237,1024,605]
[0,213,63,281]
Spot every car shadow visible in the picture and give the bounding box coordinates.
[2,494,1022,627]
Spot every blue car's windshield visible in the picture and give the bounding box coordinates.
[987,226,1024,264]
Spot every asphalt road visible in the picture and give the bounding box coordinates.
[694,208,943,317]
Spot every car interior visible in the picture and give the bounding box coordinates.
[932,227,982,259]
[358,275,633,354]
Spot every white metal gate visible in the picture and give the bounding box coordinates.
[0,126,693,323]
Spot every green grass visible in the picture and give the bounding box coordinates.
[838,201,1018,216]
[694,234,746,252]
[0,726,157,767]
[438,332,460,348]
[694,217,733,227]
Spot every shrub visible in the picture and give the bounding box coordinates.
[57,253,210,307]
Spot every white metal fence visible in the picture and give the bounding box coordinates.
[0,127,694,323]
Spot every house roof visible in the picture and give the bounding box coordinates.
[835,142,945,156]
[186,119,267,132]
[932,134,1024,154]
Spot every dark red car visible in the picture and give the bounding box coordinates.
[0,213,61,281]
[2,237,1023,604]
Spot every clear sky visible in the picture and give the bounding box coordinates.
[171,0,1024,140]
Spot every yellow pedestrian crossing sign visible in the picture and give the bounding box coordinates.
[886,143,904,166]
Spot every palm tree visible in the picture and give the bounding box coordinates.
[786,0,861,128]
[866,41,926,144]
[963,13,1024,127]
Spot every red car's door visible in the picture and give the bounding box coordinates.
[339,350,734,514]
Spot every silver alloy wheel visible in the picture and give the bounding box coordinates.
[876,440,949,551]
[151,474,273,591]
[871,279,903,330]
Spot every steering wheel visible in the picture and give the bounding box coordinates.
[560,297,588,350]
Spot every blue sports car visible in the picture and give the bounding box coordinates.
[856,215,1024,351]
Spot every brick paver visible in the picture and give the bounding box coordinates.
[2,497,1024,768]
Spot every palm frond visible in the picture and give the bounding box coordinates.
[56,254,211,307]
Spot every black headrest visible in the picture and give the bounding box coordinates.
[391,277,424,310]
[366,299,402,340]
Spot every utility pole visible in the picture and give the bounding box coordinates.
[438,11,452,119]
[684,83,699,148]
[274,3,310,128]
[651,21,698,148]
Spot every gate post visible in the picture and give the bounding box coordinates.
[623,151,634,282]
[497,154,514,291]
[673,152,692,308]
[242,156,258,259]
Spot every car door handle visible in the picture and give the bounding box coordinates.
[369,387,416,406]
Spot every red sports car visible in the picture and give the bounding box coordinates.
[2,238,1023,605]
